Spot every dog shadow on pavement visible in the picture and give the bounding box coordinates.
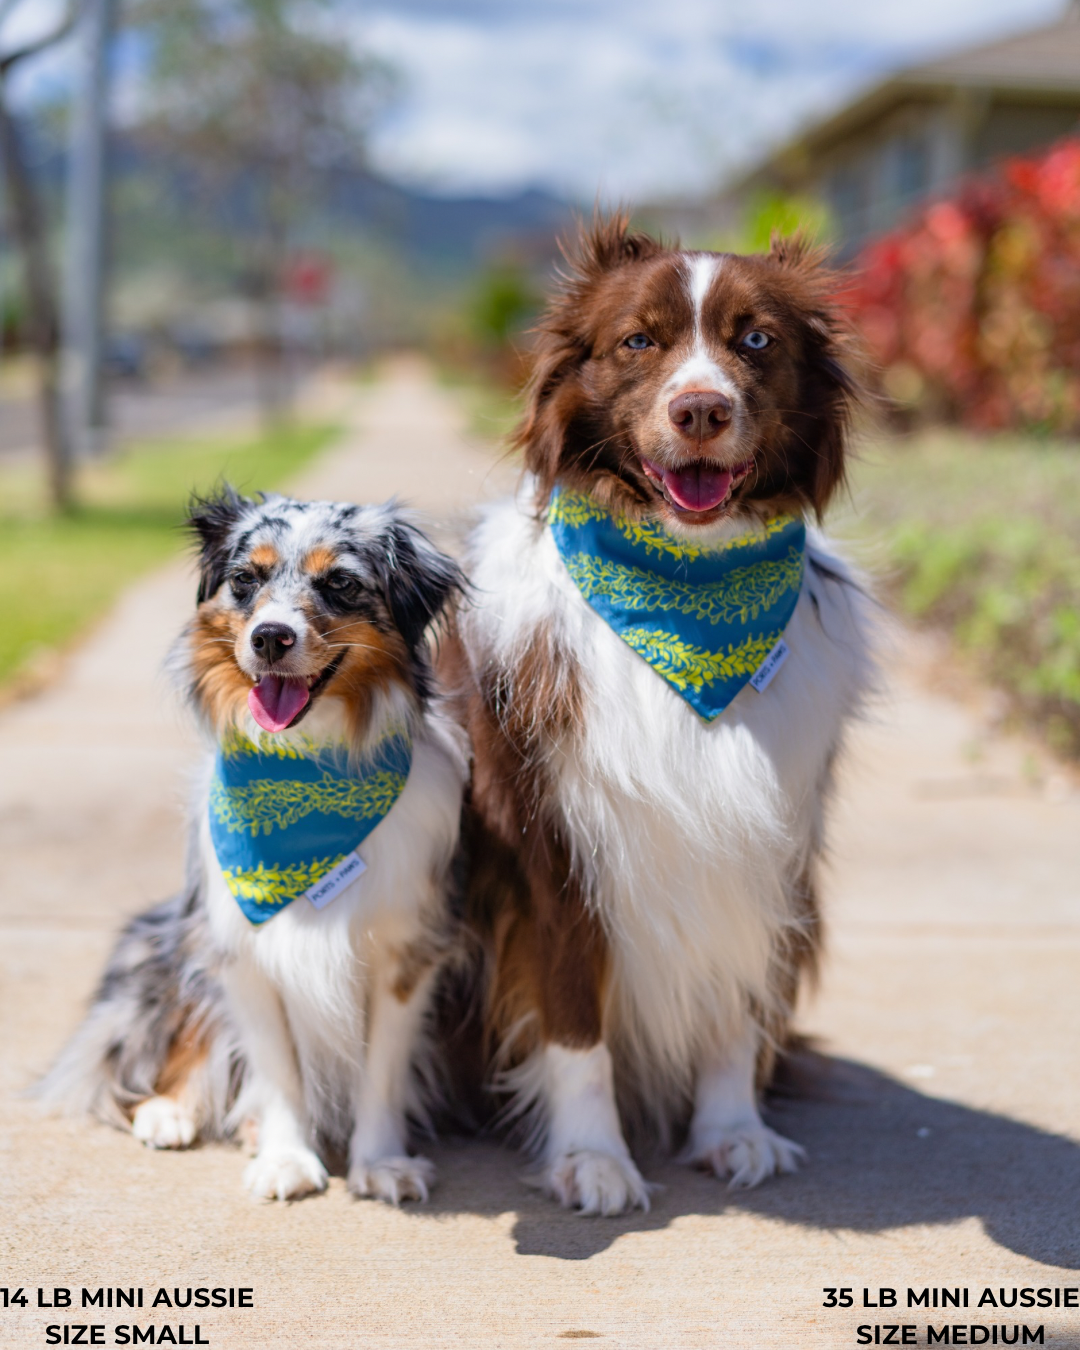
[423,1052,1080,1268]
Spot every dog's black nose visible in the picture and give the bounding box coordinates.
[668,389,733,440]
[250,622,296,665]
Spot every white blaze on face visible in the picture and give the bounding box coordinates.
[665,253,737,400]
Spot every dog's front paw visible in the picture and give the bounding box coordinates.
[688,1122,805,1189]
[132,1096,197,1150]
[348,1154,434,1205]
[244,1147,328,1201]
[541,1149,650,1216]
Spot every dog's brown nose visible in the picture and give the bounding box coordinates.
[250,622,296,665]
[668,389,733,440]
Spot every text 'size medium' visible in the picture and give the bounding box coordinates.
[823,1286,1079,1349]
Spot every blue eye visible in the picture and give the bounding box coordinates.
[625,333,653,350]
[741,330,770,350]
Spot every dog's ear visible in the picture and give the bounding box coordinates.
[512,330,596,498]
[766,240,861,518]
[567,210,665,279]
[377,518,467,651]
[514,212,667,500]
[187,485,250,603]
[798,312,860,518]
[767,229,823,271]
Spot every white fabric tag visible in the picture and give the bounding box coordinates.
[306,850,366,910]
[749,638,789,693]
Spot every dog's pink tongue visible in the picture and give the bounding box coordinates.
[661,463,733,512]
[248,676,310,733]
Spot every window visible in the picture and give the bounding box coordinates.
[895,134,930,201]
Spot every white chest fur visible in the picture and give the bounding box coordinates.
[463,494,876,1083]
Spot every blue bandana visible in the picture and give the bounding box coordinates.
[547,488,805,722]
[208,726,412,925]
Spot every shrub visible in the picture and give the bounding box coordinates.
[846,137,1080,433]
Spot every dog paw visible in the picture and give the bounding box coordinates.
[243,1147,328,1201]
[131,1096,197,1150]
[689,1122,805,1189]
[348,1154,435,1205]
[541,1149,650,1216]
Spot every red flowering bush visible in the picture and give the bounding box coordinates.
[847,137,1080,432]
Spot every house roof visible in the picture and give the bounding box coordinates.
[904,5,1080,97]
[759,4,1080,169]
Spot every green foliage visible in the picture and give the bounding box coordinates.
[127,0,394,173]
[848,139,1080,434]
[741,190,833,253]
[112,0,399,345]
[0,289,25,351]
[840,429,1080,757]
[0,421,337,691]
[696,190,833,255]
[467,262,541,350]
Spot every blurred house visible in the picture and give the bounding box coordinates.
[715,1,1080,254]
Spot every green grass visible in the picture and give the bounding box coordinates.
[836,427,1080,757]
[0,420,339,692]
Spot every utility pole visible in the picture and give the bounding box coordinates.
[64,0,114,459]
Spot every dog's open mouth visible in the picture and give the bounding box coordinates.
[247,652,344,733]
[641,456,754,517]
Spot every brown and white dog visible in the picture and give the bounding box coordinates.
[42,491,468,1203]
[442,217,876,1214]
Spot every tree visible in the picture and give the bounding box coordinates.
[0,0,79,509]
[125,0,394,420]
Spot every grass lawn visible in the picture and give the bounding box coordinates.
[836,426,1080,758]
[0,420,339,694]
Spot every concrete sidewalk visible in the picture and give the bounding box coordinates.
[1,364,1077,1350]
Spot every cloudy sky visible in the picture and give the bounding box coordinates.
[0,0,1066,203]
[350,0,1063,201]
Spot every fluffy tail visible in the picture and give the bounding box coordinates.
[36,888,239,1136]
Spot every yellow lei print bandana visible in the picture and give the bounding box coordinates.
[547,488,805,721]
[209,727,412,924]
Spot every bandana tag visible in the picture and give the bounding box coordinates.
[748,638,790,693]
[305,850,367,910]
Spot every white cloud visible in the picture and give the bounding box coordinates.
[351,0,1065,200]
[3,0,1067,204]
[0,0,75,106]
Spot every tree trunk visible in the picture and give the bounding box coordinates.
[0,74,73,510]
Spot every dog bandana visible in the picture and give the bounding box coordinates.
[208,726,412,924]
[547,488,805,722]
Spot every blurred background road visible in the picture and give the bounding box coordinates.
[0,368,265,458]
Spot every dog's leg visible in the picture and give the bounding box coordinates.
[131,1016,212,1150]
[684,1025,805,1188]
[537,1039,650,1216]
[455,647,647,1216]
[131,1093,198,1149]
[520,895,648,1217]
[222,956,328,1201]
[347,964,435,1205]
